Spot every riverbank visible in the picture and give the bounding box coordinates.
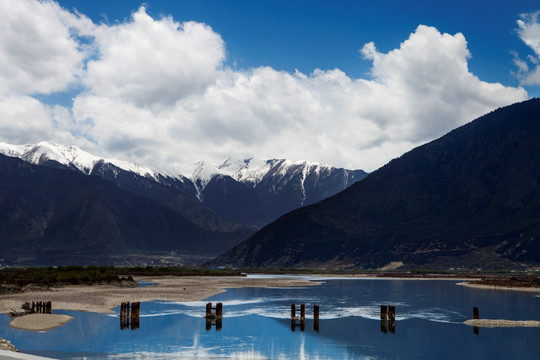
[2,273,539,332]
[457,282,540,292]
[0,275,321,316]
[464,319,540,327]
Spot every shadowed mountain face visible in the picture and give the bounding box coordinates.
[213,99,540,270]
[0,142,366,229]
[197,161,367,227]
[0,155,250,265]
[0,140,365,266]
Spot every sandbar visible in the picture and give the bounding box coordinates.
[457,282,540,293]
[464,319,540,327]
[0,275,321,317]
[9,314,73,331]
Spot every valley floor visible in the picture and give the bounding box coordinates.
[0,275,321,330]
[1,274,539,332]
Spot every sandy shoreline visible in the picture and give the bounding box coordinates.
[9,314,73,331]
[464,319,540,327]
[0,276,322,316]
[2,274,538,333]
[457,281,540,293]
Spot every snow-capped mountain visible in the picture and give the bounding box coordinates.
[0,141,367,227]
[0,141,158,178]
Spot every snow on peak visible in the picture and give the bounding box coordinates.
[0,142,27,158]
[169,157,332,190]
[217,157,272,184]
[0,140,344,195]
[0,141,156,178]
[23,142,101,174]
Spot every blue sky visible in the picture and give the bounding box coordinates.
[0,0,539,171]
[55,0,539,89]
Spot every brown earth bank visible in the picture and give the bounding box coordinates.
[468,275,540,288]
[464,319,540,327]
[0,275,322,316]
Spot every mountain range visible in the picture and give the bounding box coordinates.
[212,98,540,271]
[0,142,364,266]
[0,142,366,228]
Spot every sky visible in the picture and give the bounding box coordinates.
[1,0,539,172]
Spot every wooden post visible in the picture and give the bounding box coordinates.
[291,304,296,319]
[132,302,140,318]
[300,304,305,319]
[473,306,479,320]
[216,302,223,318]
[313,304,319,321]
[380,318,388,333]
[31,302,35,313]
[388,305,395,334]
[380,305,388,320]
[131,302,140,330]
[47,301,52,314]
[216,317,223,331]
[314,304,320,332]
[120,302,129,330]
[206,303,212,317]
[380,305,388,334]
[388,305,395,321]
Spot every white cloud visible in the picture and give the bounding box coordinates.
[361,25,527,142]
[0,2,530,172]
[0,0,90,95]
[0,95,75,144]
[84,6,225,108]
[515,11,540,85]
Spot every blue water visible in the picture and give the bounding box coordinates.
[1,277,539,359]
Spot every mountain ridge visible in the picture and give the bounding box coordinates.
[0,141,366,227]
[0,154,248,266]
[212,98,540,270]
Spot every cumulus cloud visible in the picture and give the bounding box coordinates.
[361,25,527,142]
[0,1,530,172]
[0,0,91,95]
[0,96,76,144]
[515,11,540,85]
[84,6,226,108]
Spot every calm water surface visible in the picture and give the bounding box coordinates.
[1,277,539,359]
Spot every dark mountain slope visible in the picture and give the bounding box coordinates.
[197,161,366,227]
[90,161,254,234]
[0,155,246,265]
[213,98,540,269]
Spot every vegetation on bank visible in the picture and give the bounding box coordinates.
[0,266,245,287]
[121,266,244,277]
[0,266,538,289]
[0,266,122,286]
